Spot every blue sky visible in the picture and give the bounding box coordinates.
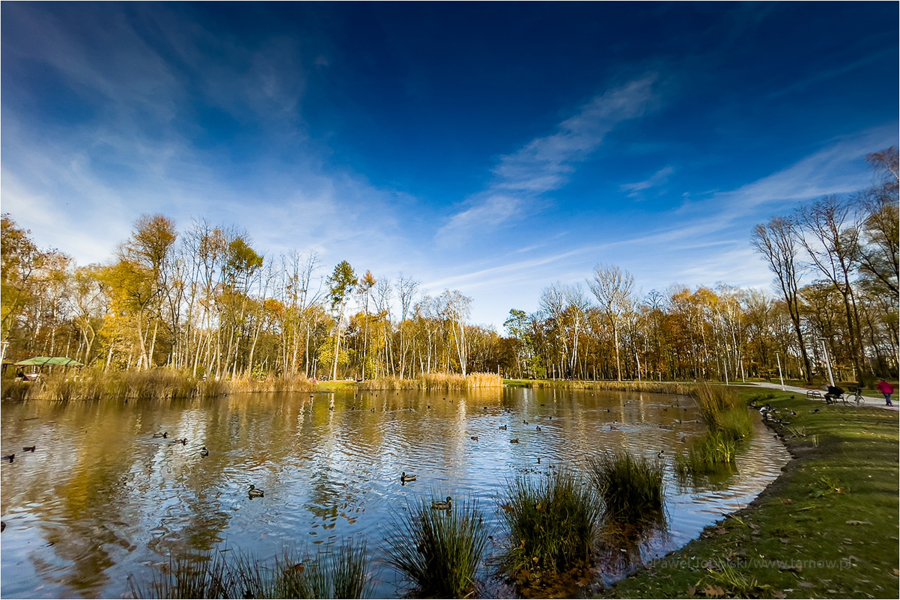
[2,2,897,327]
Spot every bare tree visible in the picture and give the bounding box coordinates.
[751,215,814,382]
[373,277,393,377]
[538,282,568,379]
[440,289,472,376]
[565,284,591,379]
[397,274,420,378]
[857,147,899,295]
[587,264,635,381]
[796,196,865,381]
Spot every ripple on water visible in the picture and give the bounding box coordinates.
[1,388,789,598]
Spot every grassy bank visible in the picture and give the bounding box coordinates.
[503,379,696,396]
[604,387,899,599]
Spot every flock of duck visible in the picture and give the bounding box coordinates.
[2,445,35,464]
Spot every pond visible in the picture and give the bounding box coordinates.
[0,387,789,598]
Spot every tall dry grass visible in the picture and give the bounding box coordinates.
[1,379,35,401]
[11,369,319,401]
[229,374,317,394]
[359,372,503,391]
[357,376,420,391]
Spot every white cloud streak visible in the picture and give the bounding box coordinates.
[620,165,674,198]
[436,74,659,245]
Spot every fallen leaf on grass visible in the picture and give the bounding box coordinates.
[779,565,802,573]
[716,528,728,535]
[774,592,786,599]
[799,581,816,588]
[845,520,872,526]
[687,584,697,596]
[780,538,790,544]
[702,584,725,597]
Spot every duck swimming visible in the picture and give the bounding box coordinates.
[400,472,417,482]
[152,432,168,439]
[499,425,507,430]
[22,446,35,452]
[200,447,209,457]
[248,485,264,498]
[431,496,452,510]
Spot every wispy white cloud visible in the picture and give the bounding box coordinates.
[428,127,897,325]
[493,75,658,193]
[436,74,659,245]
[711,125,896,211]
[620,165,674,198]
[0,3,419,273]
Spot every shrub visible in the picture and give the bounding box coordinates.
[385,497,487,598]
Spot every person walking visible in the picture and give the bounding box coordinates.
[876,380,894,406]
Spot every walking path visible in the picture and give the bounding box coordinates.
[743,380,898,411]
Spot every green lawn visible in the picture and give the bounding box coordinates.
[604,387,899,599]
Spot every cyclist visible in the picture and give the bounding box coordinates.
[824,386,844,404]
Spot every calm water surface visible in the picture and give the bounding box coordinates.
[1,387,789,598]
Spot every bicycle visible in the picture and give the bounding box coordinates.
[844,387,865,406]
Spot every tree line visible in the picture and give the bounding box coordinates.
[2,147,896,384]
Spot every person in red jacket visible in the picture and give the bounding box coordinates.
[876,380,894,406]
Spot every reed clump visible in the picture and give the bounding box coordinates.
[124,370,197,401]
[229,374,317,394]
[198,378,229,398]
[359,372,503,391]
[129,549,232,599]
[130,540,371,599]
[693,383,752,440]
[498,471,601,579]
[357,376,420,391]
[1,379,34,401]
[463,372,503,388]
[385,497,488,598]
[587,450,664,523]
[676,431,739,476]
[420,372,469,390]
[10,368,324,401]
[678,383,753,478]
